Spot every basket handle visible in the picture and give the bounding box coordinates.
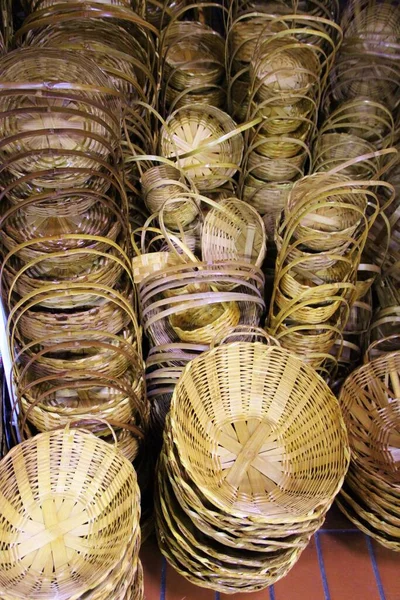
[64,418,119,448]
[210,325,280,349]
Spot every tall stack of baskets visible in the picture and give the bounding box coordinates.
[338,351,400,551]
[156,336,350,592]
[0,1,398,598]
[0,3,153,596]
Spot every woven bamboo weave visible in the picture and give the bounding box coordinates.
[0,428,141,599]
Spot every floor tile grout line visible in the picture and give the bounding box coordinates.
[160,557,167,600]
[366,535,387,600]
[315,532,331,600]
[269,584,276,600]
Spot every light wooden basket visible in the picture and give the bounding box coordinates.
[160,104,245,191]
[0,427,142,599]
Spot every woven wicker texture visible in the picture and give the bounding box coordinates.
[170,342,349,517]
[160,104,244,191]
[0,428,141,599]
[155,341,349,592]
[338,351,400,550]
[201,198,267,267]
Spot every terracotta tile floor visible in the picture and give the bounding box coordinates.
[140,505,400,600]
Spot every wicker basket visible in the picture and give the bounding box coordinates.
[0,427,142,599]
[169,301,241,344]
[250,36,321,105]
[155,342,349,592]
[136,260,265,346]
[284,173,370,252]
[319,98,394,148]
[313,133,379,179]
[201,198,267,267]
[171,342,348,517]
[161,21,225,92]
[338,351,400,549]
[160,104,244,191]
[25,20,149,102]
[0,49,121,181]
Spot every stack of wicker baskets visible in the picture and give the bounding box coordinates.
[0,427,143,599]
[131,196,267,435]
[338,351,400,551]
[18,0,159,202]
[324,0,400,113]
[266,171,381,373]
[226,5,342,238]
[314,99,395,179]
[366,272,400,361]
[0,47,148,460]
[155,337,350,593]
[160,19,226,112]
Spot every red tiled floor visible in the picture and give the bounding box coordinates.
[141,537,162,600]
[164,564,215,600]
[372,540,400,600]
[141,518,399,600]
[220,589,270,599]
[319,532,381,600]
[274,539,325,600]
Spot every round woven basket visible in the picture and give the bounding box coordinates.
[313,133,379,179]
[250,36,321,105]
[201,198,267,268]
[11,277,135,345]
[255,96,316,135]
[284,173,370,252]
[24,19,149,96]
[160,104,244,191]
[338,351,400,548]
[170,342,349,518]
[169,301,241,345]
[154,341,350,592]
[242,173,292,223]
[320,98,394,148]
[252,119,312,160]
[228,14,286,65]
[0,48,121,180]
[0,427,141,599]
[165,82,226,111]
[140,165,198,229]
[329,54,400,110]
[247,146,308,182]
[341,1,400,57]
[161,21,225,92]
[137,260,265,346]
[339,351,400,480]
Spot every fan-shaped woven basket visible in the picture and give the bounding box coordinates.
[0,427,140,600]
[160,104,244,191]
[170,342,349,519]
